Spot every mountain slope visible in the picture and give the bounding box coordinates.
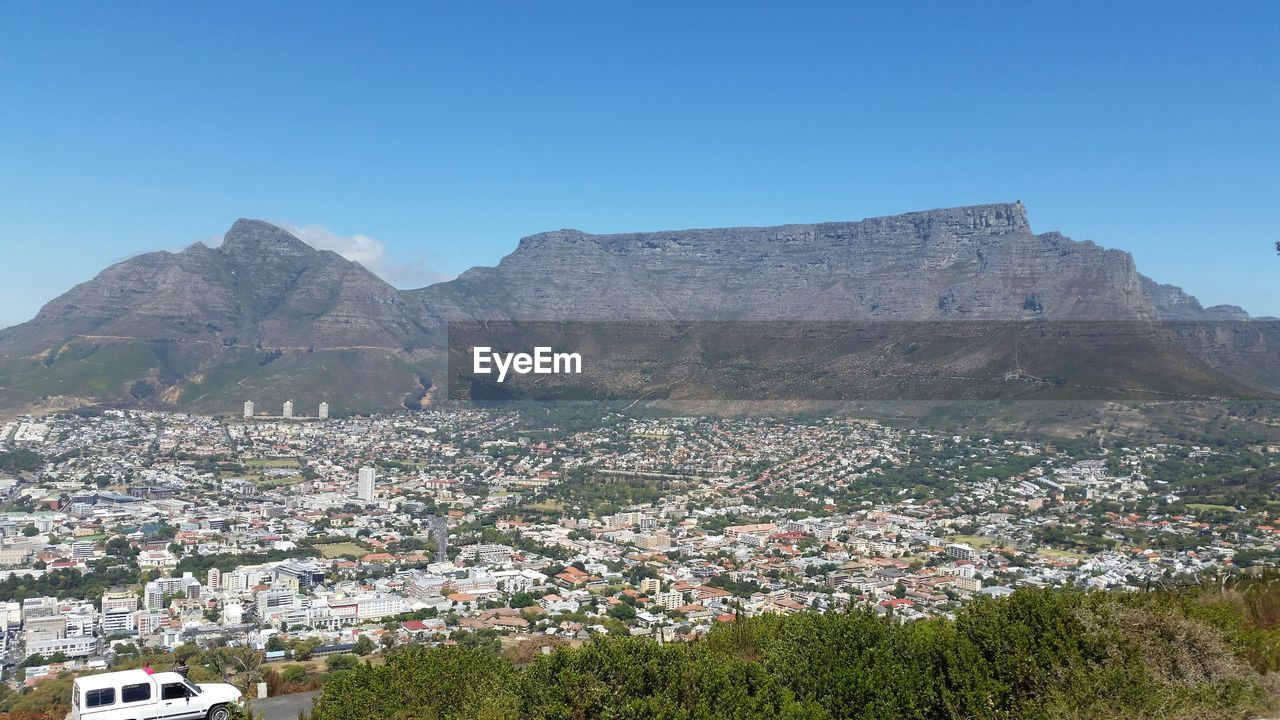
[0,205,1274,413]
[0,220,435,413]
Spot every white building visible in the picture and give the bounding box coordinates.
[357,466,376,501]
[318,402,329,420]
[356,594,408,620]
[282,401,294,419]
[27,635,95,659]
[101,606,135,634]
[256,588,298,621]
[243,400,255,418]
[654,590,685,611]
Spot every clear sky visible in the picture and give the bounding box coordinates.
[1,2,1276,328]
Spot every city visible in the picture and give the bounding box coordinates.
[0,402,1275,703]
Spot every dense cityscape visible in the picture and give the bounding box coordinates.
[0,402,1276,706]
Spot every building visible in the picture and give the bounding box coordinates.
[274,561,324,590]
[318,402,329,420]
[357,466,376,501]
[143,582,164,611]
[22,597,59,622]
[355,594,408,620]
[0,543,34,567]
[25,614,66,643]
[282,400,294,419]
[27,635,95,659]
[243,400,254,418]
[723,523,777,542]
[256,587,297,621]
[135,611,165,636]
[207,568,222,592]
[100,589,137,615]
[71,540,95,560]
[101,606,135,634]
[457,544,512,565]
[654,590,685,611]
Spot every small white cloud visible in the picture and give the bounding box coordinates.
[282,224,452,289]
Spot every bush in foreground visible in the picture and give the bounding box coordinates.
[308,586,1280,720]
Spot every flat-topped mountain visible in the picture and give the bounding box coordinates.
[0,204,1273,413]
[413,203,1251,322]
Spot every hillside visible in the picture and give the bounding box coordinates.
[0,205,1275,414]
[0,220,436,414]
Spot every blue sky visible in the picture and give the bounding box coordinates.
[1,1,1277,328]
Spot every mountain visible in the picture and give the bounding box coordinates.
[0,204,1275,414]
[415,203,1160,321]
[0,220,435,414]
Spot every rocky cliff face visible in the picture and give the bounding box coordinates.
[0,204,1271,413]
[415,203,1212,322]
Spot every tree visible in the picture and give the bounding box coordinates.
[607,603,636,621]
[354,634,375,656]
[207,645,266,696]
[326,653,359,671]
[290,637,321,660]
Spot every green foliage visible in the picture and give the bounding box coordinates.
[607,602,636,621]
[0,674,74,714]
[0,566,139,602]
[174,548,318,577]
[706,573,763,598]
[308,588,1276,720]
[353,634,375,656]
[0,448,44,473]
[325,653,360,671]
[311,645,520,720]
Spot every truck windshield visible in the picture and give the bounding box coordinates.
[183,680,203,695]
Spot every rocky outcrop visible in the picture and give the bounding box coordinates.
[1141,276,1251,321]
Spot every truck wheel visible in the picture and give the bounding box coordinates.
[207,706,230,720]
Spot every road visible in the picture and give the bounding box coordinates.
[252,690,320,720]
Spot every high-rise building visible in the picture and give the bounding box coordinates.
[357,466,376,501]
[243,400,254,418]
[282,400,294,419]
[207,568,222,592]
[143,581,164,611]
[318,402,329,420]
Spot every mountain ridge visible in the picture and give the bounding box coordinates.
[0,203,1273,414]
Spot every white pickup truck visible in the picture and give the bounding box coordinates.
[66,669,241,720]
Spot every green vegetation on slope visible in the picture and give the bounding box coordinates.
[310,585,1280,720]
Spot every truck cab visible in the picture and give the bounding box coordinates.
[69,669,241,720]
